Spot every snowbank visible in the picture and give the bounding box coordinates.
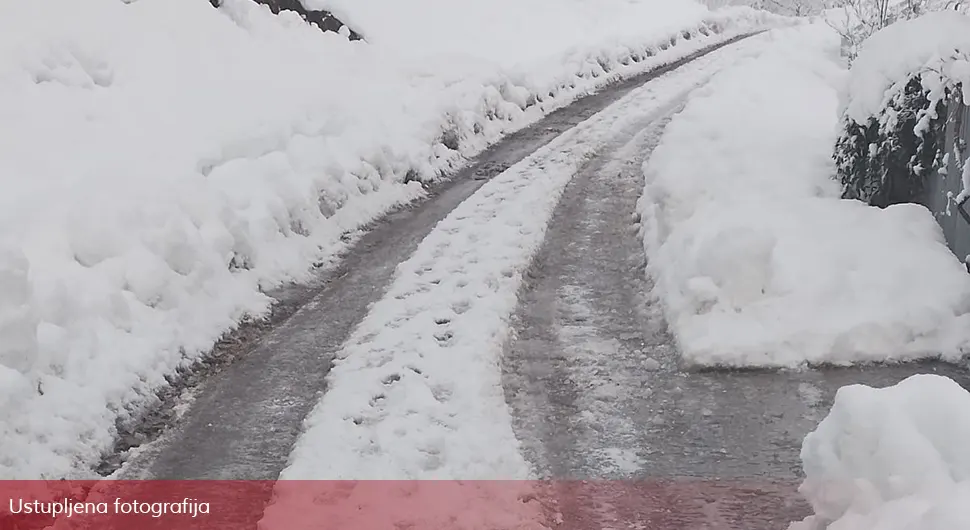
[790,374,970,530]
[0,0,777,478]
[843,11,970,125]
[638,21,970,367]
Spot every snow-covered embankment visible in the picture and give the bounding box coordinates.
[638,21,970,368]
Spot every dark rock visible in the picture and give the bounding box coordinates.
[209,0,363,40]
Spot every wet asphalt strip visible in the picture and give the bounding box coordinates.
[111,34,761,486]
[501,69,970,530]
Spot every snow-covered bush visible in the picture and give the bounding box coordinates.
[835,11,970,206]
[836,76,950,205]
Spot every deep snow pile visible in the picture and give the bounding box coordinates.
[790,374,970,530]
[638,21,970,367]
[0,0,776,478]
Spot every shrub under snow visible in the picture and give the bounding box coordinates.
[835,11,970,206]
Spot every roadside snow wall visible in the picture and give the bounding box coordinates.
[638,21,970,368]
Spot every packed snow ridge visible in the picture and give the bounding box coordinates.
[638,21,970,367]
[0,0,779,479]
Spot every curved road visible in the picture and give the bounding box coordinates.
[106,32,970,530]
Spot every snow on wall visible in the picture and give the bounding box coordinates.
[0,0,779,478]
[790,374,970,530]
[638,21,970,367]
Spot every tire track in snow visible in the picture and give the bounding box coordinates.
[111,32,764,484]
[501,94,815,527]
[257,33,777,530]
[503,106,683,481]
[275,32,774,483]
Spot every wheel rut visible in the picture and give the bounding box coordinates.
[110,35,761,483]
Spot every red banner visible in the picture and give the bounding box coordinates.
[0,479,806,529]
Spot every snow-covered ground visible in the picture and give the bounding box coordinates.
[790,374,970,530]
[0,0,777,479]
[638,21,970,367]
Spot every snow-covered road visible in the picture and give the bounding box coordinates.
[111,34,762,483]
[83,19,970,530]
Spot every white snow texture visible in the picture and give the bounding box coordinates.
[638,21,970,367]
[791,374,970,530]
[0,0,776,478]
[785,14,970,530]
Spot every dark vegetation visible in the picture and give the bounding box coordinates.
[836,75,951,207]
[209,0,363,40]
